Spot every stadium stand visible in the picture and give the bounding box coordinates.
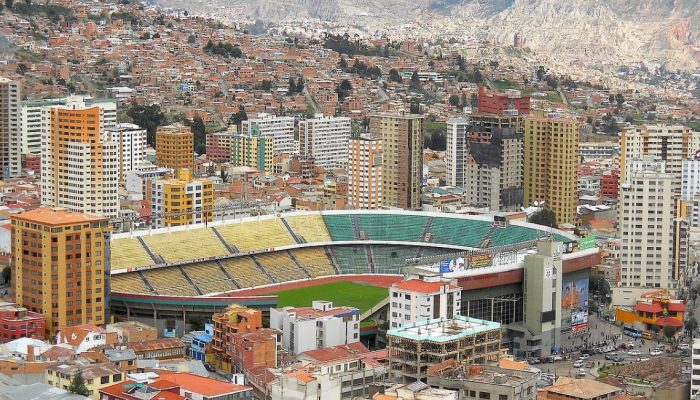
[291,247,335,278]
[371,246,418,274]
[322,215,356,241]
[430,217,492,247]
[110,272,152,294]
[284,215,332,243]
[141,229,230,263]
[489,225,546,248]
[332,246,371,274]
[358,214,427,242]
[215,219,295,252]
[140,267,199,296]
[219,257,273,288]
[110,237,157,270]
[254,252,308,283]
[183,261,237,294]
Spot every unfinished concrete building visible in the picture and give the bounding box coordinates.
[386,316,502,383]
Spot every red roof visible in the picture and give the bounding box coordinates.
[654,317,684,328]
[156,372,250,397]
[634,303,662,313]
[301,342,369,363]
[393,279,457,294]
[668,302,686,312]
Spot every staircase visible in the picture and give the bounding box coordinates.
[280,218,303,244]
[287,250,311,279]
[137,237,162,263]
[215,260,240,289]
[479,225,498,248]
[211,227,238,253]
[177,266,203,295]
[365,245,376,273]
[421,217,434,242]
[138,271,157,294]
[251,255,276,284]
[351,214,362,239]
[324,246,341,275]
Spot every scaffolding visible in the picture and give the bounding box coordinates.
[387,318,502,383]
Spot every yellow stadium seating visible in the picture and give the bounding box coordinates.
[215,219,295,252]
[254,252,307,282]
[110,238,154,270]
[140,267,199,296]
[184,261,237,294]
[110,272,151,294]
[219,257,272,288]
[142,229,229,263]
[291,248,335,277]
[284,215,331,243]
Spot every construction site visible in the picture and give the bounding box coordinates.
[386,316,502,383]
[426,360,538,400]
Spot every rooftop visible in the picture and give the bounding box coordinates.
[12,207,108,226]
[544,377,622,399]
[392,279,458,294]
[300,342,369,364]
[387,316,501,342]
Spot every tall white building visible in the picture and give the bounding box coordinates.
[41,105,119,218]
[104,123,147,181]
[682,159,700,201]
[619,158,675,291]
[269,301,360,355]
[21,95,117,156]
[388,276,461,330]
[241,113,295,155]
[298,114,351,169]
[692,337,700,398]
[620,124,700,189]
[347,135,382,209]
[0,77,21,178]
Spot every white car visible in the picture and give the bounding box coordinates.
[628,350,641,356]
[650,350,662,356]
[573,360,584,368]
[678,344,690,350]
[541,372,556,381]
[551,355,563,361]
[578,354,590,360]
[577,369,587,377]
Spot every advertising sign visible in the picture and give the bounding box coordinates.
[439,257,465,273]
[468,253,492,269]
[562,277,589,330]
[579,235,597,250]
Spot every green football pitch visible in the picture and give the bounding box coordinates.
[272,281,389,313]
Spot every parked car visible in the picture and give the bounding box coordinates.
[613,356,625,362]
[204,363,216,372]
[573,360,584,368]
[605,352,618,360]
[578,354,590,360]
[541,372,556,381]
[680,350,690,357]
[678,344,690,350]
[527,357,541,365]
[650,350,662,356]
[628,350,641,356]
[551,355,563,362]
[577,369,587,377]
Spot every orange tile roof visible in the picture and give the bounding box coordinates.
[284,369,317,383]
[301,342,369,363]
[156,372,250,396]
[12,207,107,226]
[498,357,528,371]
[393,279,456,294]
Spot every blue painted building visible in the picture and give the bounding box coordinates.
[190,322,213,362]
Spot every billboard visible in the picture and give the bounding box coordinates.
[562,277,589,330]
[579,235,596,250]
[439,257,465,273]
[468,253,492,269]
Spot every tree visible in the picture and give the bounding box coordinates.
[663,325,677,340]
[615,93,625,108]
[336,79,352,100]
[288,77,296,94]
[410,70,421,89]
[187,34,196,44]
[448,94,460,107]
[536,66,546,81]
[152,32,160,39]
[228,108,248,128]
[126,103,165,146]
[388,68,402,83]
[409,101,420,114]
[220,167,229,183]
[68,370,89,396]
[528,208,557,228]
[190,116,206,155]
[260,80,272,91]
[1,265,9,284]
[140,32,151,40]
[338,56,348,70]
[295,78,304,93]
[686,316,698,334]
[5,0,13,9]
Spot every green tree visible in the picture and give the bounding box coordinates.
[336,79,352,100]
[220,167,229,183]
[187,34,196,44]
[260,80,272,91]
[662,325,677,340]
[409,101,420,114]
[1,265,9,284]
[126,103,165,146]
[448,94,460,107]
[295,78,304,93]
[152,32,160,39]
[528,208,557,228]
[686,316,698,334]
[411,70,421,89]
[388,68,402,83]
[68,370,89,396]
[190,116,206,155]
[140,32,151,40]
[338,56,348,70]
[288,77,296,94]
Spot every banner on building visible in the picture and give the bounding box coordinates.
[468,253,492,269]
[579,235,597,250]
[439,257,465,273]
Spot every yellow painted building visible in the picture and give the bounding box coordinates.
[524,115,579,225]
[46,361,123,400]
[155,124,194,173]
[12,208,111,335]
[150,169,214,228]
[231,133,274,173]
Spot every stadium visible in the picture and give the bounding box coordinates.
[108,210,599,338]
